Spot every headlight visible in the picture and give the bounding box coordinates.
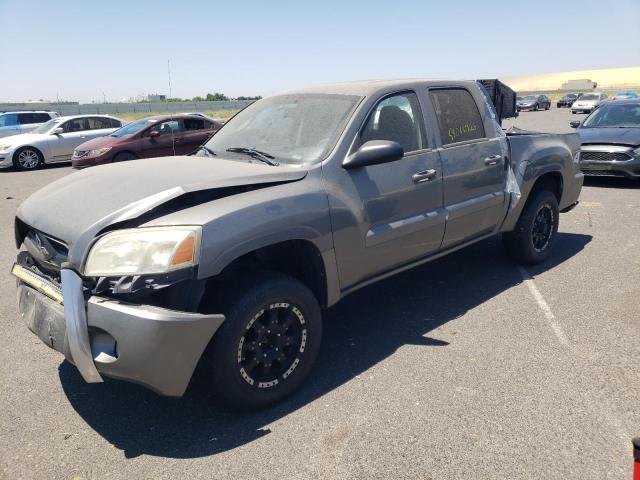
[80,147,111,158]
[84,226,201,276]
[633,147,640,157]
[0,144,14,150]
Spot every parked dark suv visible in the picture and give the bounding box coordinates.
[72,114,222,168]
[557,93,582,108]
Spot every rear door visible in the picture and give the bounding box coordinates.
[428,87,506,248]
[178,117,212,154]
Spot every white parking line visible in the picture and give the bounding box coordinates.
[517,266,569,347]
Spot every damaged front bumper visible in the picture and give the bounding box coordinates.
[13,263,224,397]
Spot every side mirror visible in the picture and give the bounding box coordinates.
[343,140,404,170]
[569,121,581,129]
[149,130,160,138]
[52,127,63,135]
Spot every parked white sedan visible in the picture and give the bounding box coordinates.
[0,115,125,170]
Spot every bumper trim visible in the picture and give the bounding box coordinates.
[61,269,103,383]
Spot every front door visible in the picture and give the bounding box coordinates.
[428,87,506,248]
[329,91,446,288]
[139,119,181,158]
[47,118,92,161]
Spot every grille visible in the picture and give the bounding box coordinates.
[580,151,633,162]
[582,169,625,177]
[17,219,69,273]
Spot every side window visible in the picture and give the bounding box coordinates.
[0,114,18,127]
[34,113,51,123]
[86,117,112,130]
[183,118,205,131]
[429,88,485,145]
[148,120,181,136]
[18,113,36,124]
[109,118,122,128]
[361,92,426,154]
[61,118,87,133]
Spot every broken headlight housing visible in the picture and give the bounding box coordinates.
[83,226,201,277]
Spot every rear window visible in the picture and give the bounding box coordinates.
[429,88,485,145]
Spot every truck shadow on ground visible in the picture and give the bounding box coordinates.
[59,232,592,459]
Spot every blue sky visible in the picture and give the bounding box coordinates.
[0,0,638,102]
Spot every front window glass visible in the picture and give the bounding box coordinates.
[0,113,18,127]
[62,118,86,133]
[581,103,640,128]
[203,93,361,165]
[361,92,426,153]
[148,120,181,136]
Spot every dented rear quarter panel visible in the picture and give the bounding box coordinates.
[501,132,583,231]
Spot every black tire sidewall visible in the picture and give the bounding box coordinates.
[113,152,136,162]
[204,272,322,410]
[13,147,42,170]
[504,190,559,264]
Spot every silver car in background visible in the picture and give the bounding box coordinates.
[0,115,125,170]
[571,92,608,114]
[0,111,59,138]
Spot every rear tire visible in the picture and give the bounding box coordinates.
[202,272,322,410]
[503,190,559,265]
[13,147,43,170]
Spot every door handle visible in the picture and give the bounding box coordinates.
[484,154,502,166]
[412,169,437,183]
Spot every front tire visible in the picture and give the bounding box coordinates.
[13,147,43,170]
[202,272,322,410]
[113,151,137,162]
[503,190,559,265]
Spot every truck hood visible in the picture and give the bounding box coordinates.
[577,127,640,147]
[17,156,307,264]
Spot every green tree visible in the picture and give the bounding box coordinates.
[205,92,229,101]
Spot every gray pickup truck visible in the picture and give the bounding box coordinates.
[12,79,583,409]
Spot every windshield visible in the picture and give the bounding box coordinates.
[110,118,155,137]
[203,93,361,165]
[563,94,577,99]
[32,118,62,134]
[581,103,640,128]
[521,95,537,101]
[581,94,599,101]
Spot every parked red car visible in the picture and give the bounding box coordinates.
[71,114,222,168]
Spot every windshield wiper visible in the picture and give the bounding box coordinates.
[226,147,279,166]
[196,145,217,157]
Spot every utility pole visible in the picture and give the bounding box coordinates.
[167,59,172,99]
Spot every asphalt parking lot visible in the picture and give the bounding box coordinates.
[1,107,639,480]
